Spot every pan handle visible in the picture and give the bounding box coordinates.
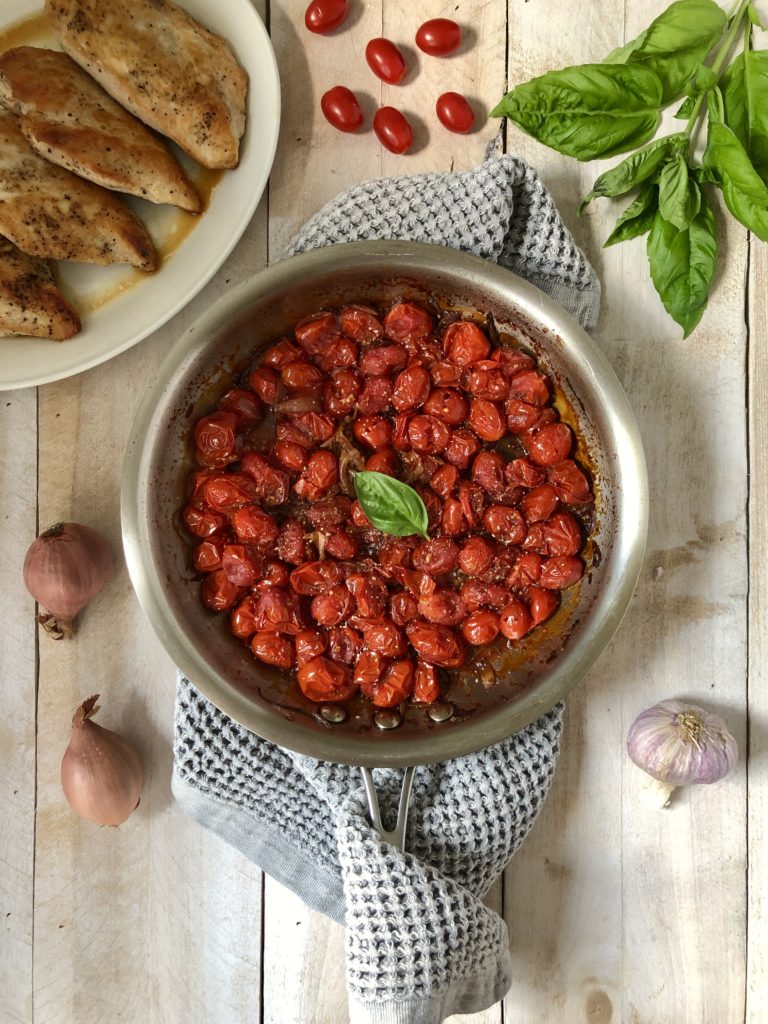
[360,766,415,852]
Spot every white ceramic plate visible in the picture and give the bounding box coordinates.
[0,0,280,390]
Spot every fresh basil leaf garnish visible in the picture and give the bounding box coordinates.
[353,471,430,540]
[491,64,663,161]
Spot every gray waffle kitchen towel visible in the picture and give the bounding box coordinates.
[173,152,600,1024]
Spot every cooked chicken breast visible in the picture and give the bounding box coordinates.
[0,114,157,271]
[0,47,201,213]
[47,0,248,170]
[0,236,80,340]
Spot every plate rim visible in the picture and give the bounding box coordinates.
[0,0,281,391]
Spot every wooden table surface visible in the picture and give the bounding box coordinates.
[1,0,765,1021]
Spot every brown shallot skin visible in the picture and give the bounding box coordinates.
[182,300,594,710]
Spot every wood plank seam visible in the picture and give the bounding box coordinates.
[743,227,751,1024]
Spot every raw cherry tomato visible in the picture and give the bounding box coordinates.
[528,587,559,626]
[365,37,406,84]
[462,609,500,645]
[444,322,491,365]
[297,656,357,702]
[499,600,532,640]
[539,555,584,590]
[436,92,475,134]
[321,86,364,133]
[406,622,465,668]
[413,661,440,703]
[251,632,294,669]
[373,106,413,154]
[305,0,348,33]
[528,422,573,466]
[415,17,461,55]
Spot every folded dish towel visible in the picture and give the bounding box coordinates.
[173,150,600,1024]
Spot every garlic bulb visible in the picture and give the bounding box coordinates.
[627,699,738,808]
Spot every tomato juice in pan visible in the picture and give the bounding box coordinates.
[180,299,595,712]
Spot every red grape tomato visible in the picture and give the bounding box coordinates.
[436,92,475,133]
[415,18,461,56]
[321,86,364,133]
[373,106,413,154]
[305,0,349,34]
[366,38,407,84]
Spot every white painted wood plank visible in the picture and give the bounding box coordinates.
[0,387,37,1024]
[502,2,748,1022]
[32,207,268,1024]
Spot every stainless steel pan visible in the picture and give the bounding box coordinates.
[122,241,647,841]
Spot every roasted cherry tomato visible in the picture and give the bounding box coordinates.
[328,626,363,666]
[347,573,389,618]
[384,303,433,344]
[505,457,546,489]
[463,363,508,402]
[305,0,349,34]
[413,661,440,703]
[324,369,362,417]
[321,86,364,133]
[357,376,394,414]
[364,658,415,708]
[462,609,500,645]
[441,498,464,537]
[499,600,532,640]
[392,366,431,411]
[483,504,527,544]
[262,337,303,368]
[294,449,339,500]
[248,366,283,405]
[295,628,328,666]
[193,538,225,573]
[528,422,573,466]
[542,511,582,557]
[353,414,393,450]
[539,555,584,590]
[423,388,469,426]
[182,505,227,539]
[521,484,560,523]
[406,622,465,668]
[460,579,511,612]
[297,656,357,702]
[290,559,346,595]
[373,106,413,154]
[444,322,491,365]
[277,519,310,565]
[418,588,467,626]
[365,37,406,84]
[408,414,451,453]
[201,570,243,612]
[251,632,294,669]
[217,388,262,424]
[366,448,400,476]
[528,587,559,626]
[340,305,383,342]
[471,451,505,498]
[436,91,475,133]
[194,411,240,467]
[508,370,550,407]
[325,529,359,559]
[311,585,355,626]
[469,398,505,441]
[507,552,543,590]
[362,620,407,658]
[547,460,593,503]
[354,649,385,690]
[221,545,262,587]
[412,537,459,574]
[415,17,461,55]
[231,506,280,546]
[444,428,480,469]
[389,590,419,627]
[458,536,495,576]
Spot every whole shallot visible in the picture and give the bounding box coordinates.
[61,696,143,826]
[23,522,113,638]
[627,699,738,808]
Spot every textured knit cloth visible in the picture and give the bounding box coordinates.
[173,152,600,1024]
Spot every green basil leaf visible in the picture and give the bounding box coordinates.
[688,64,717,95]
[611,0,727,104]
[353,471,429,539]
[604,29,650,65]
[658,154,702,230]
[721,50,768,185]
[647,193,717,337]
[748,3,764,28]
[703,119,768,240]
[491,64,663,161]
[580,133,684,212]
[674,95,696,119]
[604,184,659,246]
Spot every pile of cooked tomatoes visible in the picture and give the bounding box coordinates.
[181,300,594,710]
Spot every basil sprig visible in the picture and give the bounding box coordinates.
[494,0,768,337]
[353,471,429,540]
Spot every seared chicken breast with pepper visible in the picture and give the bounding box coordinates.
[0,236,80,340]
[0,114,157,271]
[0,47,201,212]
[47,0,248,169]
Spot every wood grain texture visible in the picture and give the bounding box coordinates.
[0,387,37,1024]
[502,2,748,1023]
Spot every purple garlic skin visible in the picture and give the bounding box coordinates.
[627,699,738,787]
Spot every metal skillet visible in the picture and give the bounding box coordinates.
[121,241,648,848]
